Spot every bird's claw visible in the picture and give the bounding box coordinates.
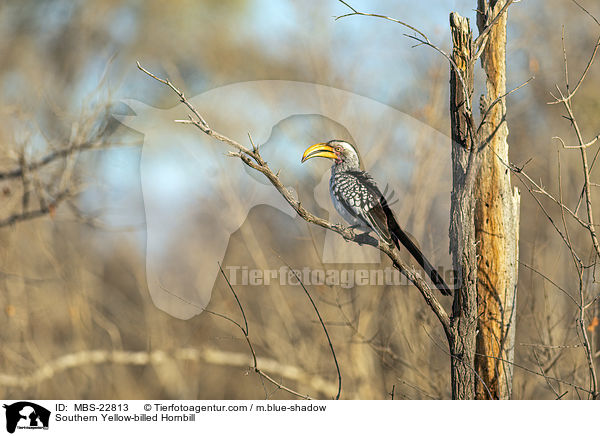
[334,223,355,241]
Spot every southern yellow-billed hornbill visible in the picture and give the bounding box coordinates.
[302,140,451,296]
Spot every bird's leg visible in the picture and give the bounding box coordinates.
[347,224,362,230]
[333,223,356,241]
[334,224,379,247]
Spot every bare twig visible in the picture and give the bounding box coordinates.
[553,134,600,150]
[335,0,429,42]
[284,261,342,399]
[521,342,582,350]
[519,261,577,306]
[532,348,561,398]
[0,189,71,228]
[475,351,592,394]
[477,76,534,134]
[0,140,101,182]
[335,1,472,114]
[0,347,337,397]
[572,0,600,26]
[547,34,600,105]
[155,269,316,399]
[215,265,315,399]
[517,164,589,229]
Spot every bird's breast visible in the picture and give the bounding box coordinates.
[329,172,372,231]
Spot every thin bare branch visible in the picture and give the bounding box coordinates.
[532,348,562,398]
[519,261,578,306]
[477,76,534,134]
[136,62,210,131]
[547,35,600,104]
[335,1,472,114]
[555,79,600,263]
[0,347,338,398]
[0,140,103,182]
[521,342,582,350]
[572,0,600,26]
[335,0,430,42]
[475,351,592,394]
[553,134,600,149]
[157,275,315,400]
[283,260,342,400]
[0,189,71,228]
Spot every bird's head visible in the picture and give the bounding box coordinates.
[301,140,361,170]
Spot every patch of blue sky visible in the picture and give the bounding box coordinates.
[242,0,477,106]
[106,3,139,45]
[1,71,26,103]
[34,0,80,37]
[246,0,300,57]
[69,53,115,111]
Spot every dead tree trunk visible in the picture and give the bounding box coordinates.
[449,12,480,400]
[474,0,520,400]
[448,1,520,400]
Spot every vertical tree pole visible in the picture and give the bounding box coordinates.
[449,12,479,400]
[474,0,520,400]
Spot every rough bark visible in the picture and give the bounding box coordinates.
[474,0,520,400]
[448,12,480,400]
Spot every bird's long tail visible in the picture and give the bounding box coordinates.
[381,197,452,296]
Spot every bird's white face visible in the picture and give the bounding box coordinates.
[327,140,359,165]
[301,139,361,170]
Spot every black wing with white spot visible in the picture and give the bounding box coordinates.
[330,171,392,243]
[333,170,451,295]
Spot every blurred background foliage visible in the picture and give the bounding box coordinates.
[1,0,599,399]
